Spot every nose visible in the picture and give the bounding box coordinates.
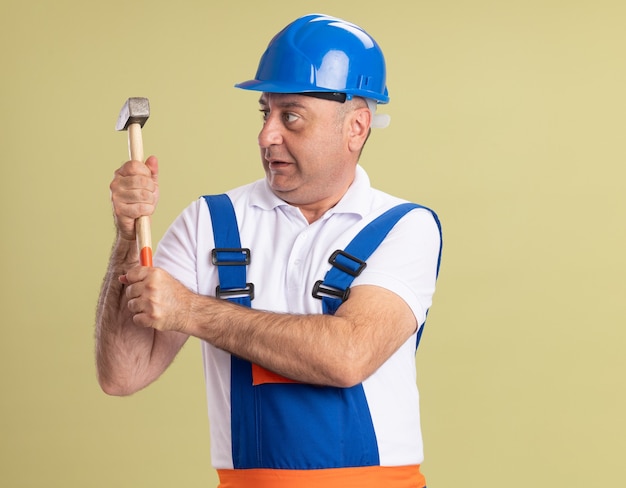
[258,114,283,148]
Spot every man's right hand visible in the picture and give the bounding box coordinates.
[110,155,159,241]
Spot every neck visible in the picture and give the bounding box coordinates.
[296,196,342,224]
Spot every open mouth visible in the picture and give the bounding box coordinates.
[267,160,292,170]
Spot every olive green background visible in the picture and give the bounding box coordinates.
[1,0,624,486]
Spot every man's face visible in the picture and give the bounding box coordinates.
[257,93,359,217]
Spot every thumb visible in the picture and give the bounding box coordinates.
[145,155,159,183]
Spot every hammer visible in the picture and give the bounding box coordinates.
[115,97,153,267]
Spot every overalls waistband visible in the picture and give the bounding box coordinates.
[217,464,426,488]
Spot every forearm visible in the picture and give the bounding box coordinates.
[184,286,411,388]
[118,259,415,389]
[95,236,158,395]
[186,297,348,386]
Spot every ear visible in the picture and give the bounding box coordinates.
[347,107,372,153]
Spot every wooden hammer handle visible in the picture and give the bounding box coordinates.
[128,123,153,267]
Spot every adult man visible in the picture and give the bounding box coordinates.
[96,13,442,488]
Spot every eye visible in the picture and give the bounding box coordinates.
[283,113,299,123]
[258,109,301,125]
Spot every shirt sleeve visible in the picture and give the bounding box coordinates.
[153,199,202,294]
[353,207,442,327]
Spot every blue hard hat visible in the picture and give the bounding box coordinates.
[235,14,389,104]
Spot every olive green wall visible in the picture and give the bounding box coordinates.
[1,0,624,486]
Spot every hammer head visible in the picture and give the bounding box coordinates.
[116,97,150,131]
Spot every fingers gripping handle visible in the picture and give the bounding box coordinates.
[128,123,153,267]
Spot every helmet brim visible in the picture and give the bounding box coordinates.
[235,79,389,104]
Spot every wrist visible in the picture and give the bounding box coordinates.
[111,234,140,268]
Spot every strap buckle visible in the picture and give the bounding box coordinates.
[312,280,350,302]
[216,283,255,300]
[211,248,251,266]
[328,250,367,277]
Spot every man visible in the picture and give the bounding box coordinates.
[96,13,442,488]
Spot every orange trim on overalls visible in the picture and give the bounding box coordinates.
[217,465,426,488]
[251,364,299,385]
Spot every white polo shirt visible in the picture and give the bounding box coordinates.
[154,165,441,471]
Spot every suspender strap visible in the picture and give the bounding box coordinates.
[313,202,442,317]
[202,194,253,307]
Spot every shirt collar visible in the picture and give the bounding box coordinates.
[249,165,372,219]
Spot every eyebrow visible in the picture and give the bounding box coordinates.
[258,96,308,110]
